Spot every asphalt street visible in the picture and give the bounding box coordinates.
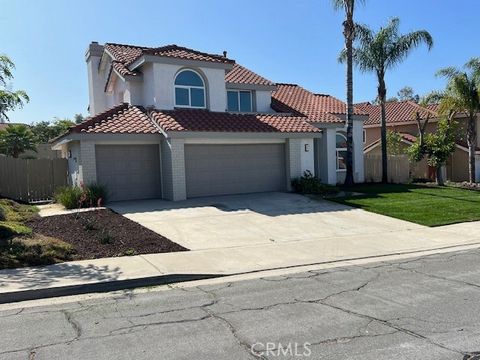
[2,248,480,359]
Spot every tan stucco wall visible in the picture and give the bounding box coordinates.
[447,148,469,182]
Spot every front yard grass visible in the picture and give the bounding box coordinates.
[331,183,480,227]
[0,199,75,269]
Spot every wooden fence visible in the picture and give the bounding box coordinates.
[0,156,68,203]
[364,154,410,183]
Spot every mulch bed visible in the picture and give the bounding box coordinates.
[26,209,188,260]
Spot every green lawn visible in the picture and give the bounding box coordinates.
[331,184,480,227]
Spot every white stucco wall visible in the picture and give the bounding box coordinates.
[87,55,107,115]
[67,142,81,186]
[315,128,337,185]
[255,90,273,113]
[300,139,315,175]
[147,63,227,111]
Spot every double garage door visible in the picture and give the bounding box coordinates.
[96,145,161,202]
[184,144,287,198]
[95,143,287,201]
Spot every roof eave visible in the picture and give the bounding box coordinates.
[164,130,322,139]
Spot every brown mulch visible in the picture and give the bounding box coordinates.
[26,209,188,260]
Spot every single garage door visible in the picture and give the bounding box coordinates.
[185,144,286,198]
[96,145,161,202]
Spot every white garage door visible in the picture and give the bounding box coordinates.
[96,145,161,202]
[185,144,286,198]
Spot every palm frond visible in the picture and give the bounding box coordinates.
[0,55,15,87]
[436,66,461,80]
[386,30,433,69]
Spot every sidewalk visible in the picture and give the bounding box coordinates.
[0,221,479,303]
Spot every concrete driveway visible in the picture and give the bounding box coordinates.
[110,192,424,251]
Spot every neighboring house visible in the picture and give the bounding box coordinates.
[51,42,366,202]
[358,100,480,182]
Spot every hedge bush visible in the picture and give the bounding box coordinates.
[291,170,339,196]
[55,184,107,209]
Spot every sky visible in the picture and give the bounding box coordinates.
[1,0,479,124]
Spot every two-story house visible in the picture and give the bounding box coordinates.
[52,42,366,201]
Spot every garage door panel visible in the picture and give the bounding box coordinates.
[185,144,286,198]
[96,145,161,202]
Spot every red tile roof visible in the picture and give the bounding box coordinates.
[272,84,363,123]
[144,45,234,64]
[356,101,438,126]
[72,103,158,134]
[149,109,321,133]
[104,43,234,79]
[225,64,274,86]
[399,132,417,143]
[55,104,321,141]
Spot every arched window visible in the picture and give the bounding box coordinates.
[336,132,347,171]
[174,69,206,108]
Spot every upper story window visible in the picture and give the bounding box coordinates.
[336,132,347,172]
[227,90,252,112]
[174,69,206,108]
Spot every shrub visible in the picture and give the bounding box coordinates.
[55,186,83,209]
[55,183,107,209]
[99,230,113,245]
[291,170,339,196]
[85,183,108,207]
[0,207,5,222]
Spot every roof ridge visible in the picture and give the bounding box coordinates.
[144,44,234,63]
[275,82,299,87]
[105,42,153,50]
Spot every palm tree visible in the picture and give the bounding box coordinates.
[436,58,480,183]
[0,55,29,122]
[331,0,364,186]
[344,17,433,182]
[0,124,37,158]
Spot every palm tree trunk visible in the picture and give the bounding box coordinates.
[467,114,477,183]
[378,73,388,183]
[343,16,355,187]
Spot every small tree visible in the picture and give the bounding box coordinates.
[408,117,457,185]
[0,55,29,122]
[74,113,85,124]
[0,124,37,158]
[435,58,480,183]
[386,130,404,155]
[397,86,420,102]
[31,118,75,143]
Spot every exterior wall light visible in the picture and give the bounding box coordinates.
[304,144,310,152]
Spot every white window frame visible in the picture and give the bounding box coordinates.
[174,69,206,109]
[336,132,347,172]
[227,90,253,112]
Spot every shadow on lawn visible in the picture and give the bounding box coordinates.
[0,262,122,290]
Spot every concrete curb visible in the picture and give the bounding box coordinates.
[3,242,480,304]
[0,274,225,304]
